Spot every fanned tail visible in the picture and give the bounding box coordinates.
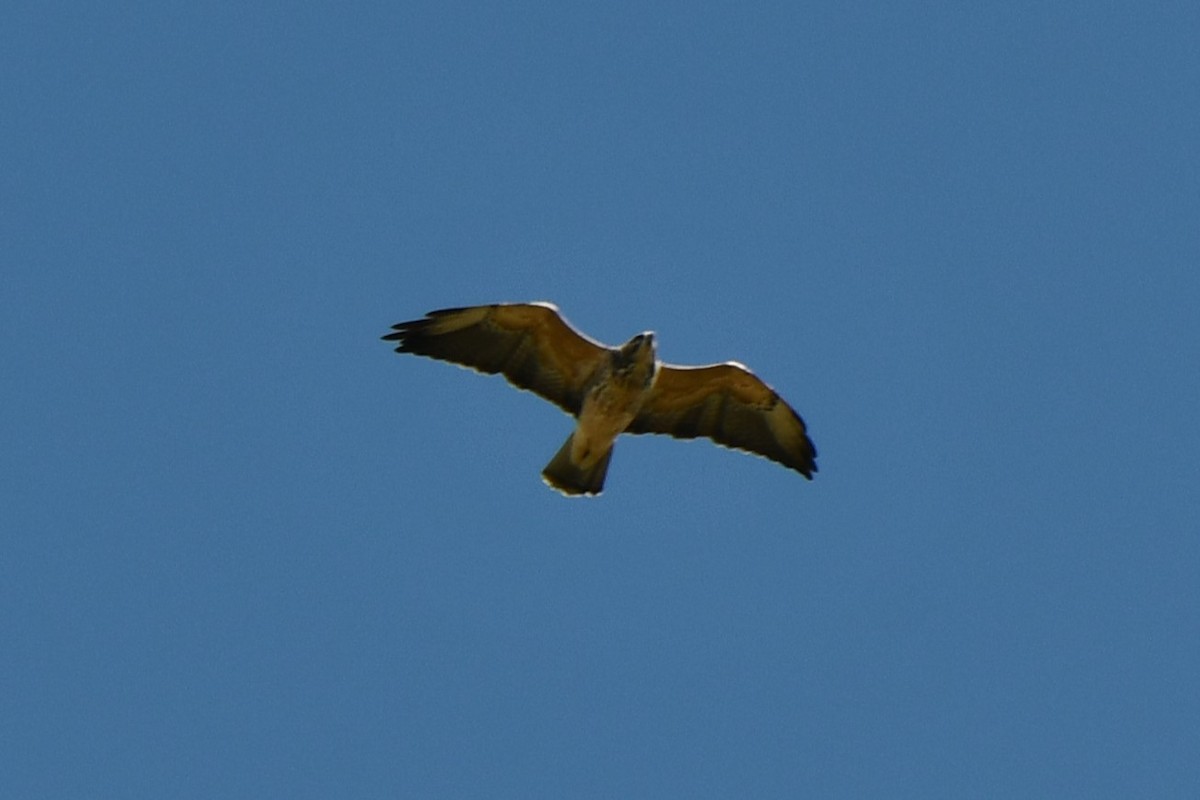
[541,433,612,497]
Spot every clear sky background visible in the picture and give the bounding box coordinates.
[4,1,1198,797]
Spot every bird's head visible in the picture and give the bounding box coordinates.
[618,331,655,359]
[613,332,658,384]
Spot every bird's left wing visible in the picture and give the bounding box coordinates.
[382,302,610,415]
[627,362,817,478]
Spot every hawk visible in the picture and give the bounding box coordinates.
[382,302,817,496]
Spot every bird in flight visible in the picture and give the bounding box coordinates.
[382,302,817,496]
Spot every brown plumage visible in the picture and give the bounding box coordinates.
[383,302,817,496]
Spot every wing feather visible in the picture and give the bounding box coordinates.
[628,362,817,478]
[382,302,609,415]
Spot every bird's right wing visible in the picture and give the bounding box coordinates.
[382,302,610,415]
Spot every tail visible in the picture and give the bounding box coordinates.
[541,433,613,497]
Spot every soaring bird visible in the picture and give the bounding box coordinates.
[382,302,817,496]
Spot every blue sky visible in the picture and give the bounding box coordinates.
[4,1,1198,796]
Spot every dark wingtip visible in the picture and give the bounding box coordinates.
[382,314,438,342]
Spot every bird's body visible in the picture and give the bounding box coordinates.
[540,331,658,494]
[382,302,816,496]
